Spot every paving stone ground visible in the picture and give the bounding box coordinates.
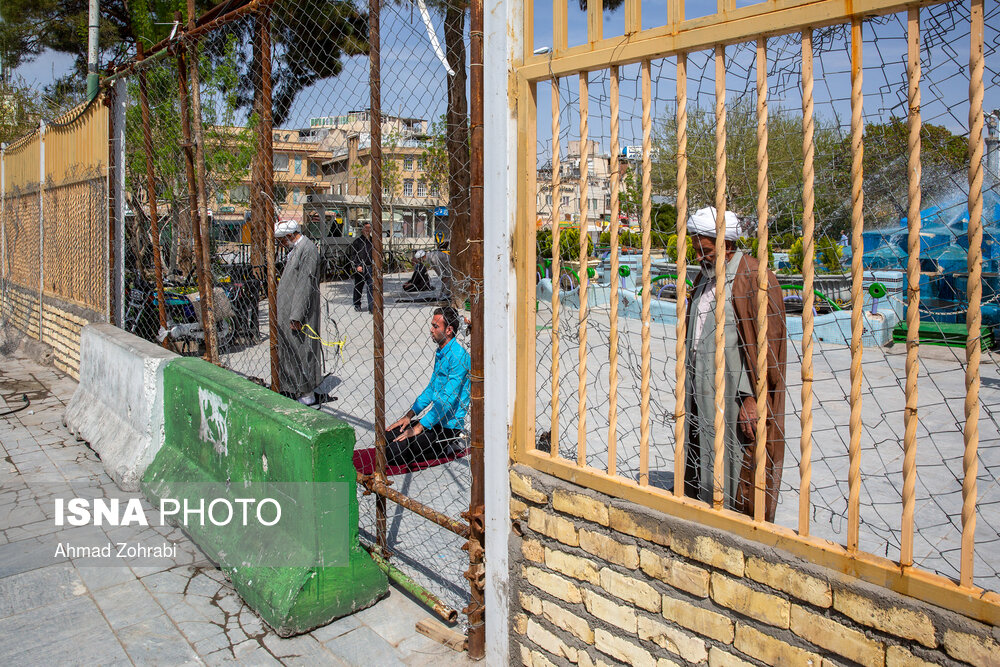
[0,348,474,666]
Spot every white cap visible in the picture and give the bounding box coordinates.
[415,250,426,259]
[687,206,741,241]
[274,220,300,238]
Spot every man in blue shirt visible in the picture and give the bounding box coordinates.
[384,306,470,466]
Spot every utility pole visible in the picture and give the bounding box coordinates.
[87,0,100,100]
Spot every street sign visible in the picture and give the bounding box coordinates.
[625,145,642,160]
[434,206,449,217]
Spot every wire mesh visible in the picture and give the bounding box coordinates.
[534,2,1000,593]
[114,0,478,624]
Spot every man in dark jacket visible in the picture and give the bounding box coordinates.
[350,222,374,312]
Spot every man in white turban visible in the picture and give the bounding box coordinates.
[274,220,323,405]
[682,207,787,521]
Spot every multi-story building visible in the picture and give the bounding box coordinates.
[309,114,448,243]
[535,139,614,230]
[209,111,444,245]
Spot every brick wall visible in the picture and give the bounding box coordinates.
[509,465,1000,667]
[2,282,100,378]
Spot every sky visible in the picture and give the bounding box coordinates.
[14,0,999,158]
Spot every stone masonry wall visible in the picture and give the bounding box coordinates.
[509,464,1000,667]
[3,282,99,378]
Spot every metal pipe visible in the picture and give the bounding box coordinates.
[961,0,985,589]
[363,543,459,623]
[711,45,727,509]
[359,473,472,539]
[259,8,279,392]
[174,20,213,361]
[137,42,170,347]
[847,18,865,554]
[369,0,388,558]
[187,0,219,364]
[577,71,590,469]
[468,0,485,656]
[87,0,99,100]
[673,53,688,499]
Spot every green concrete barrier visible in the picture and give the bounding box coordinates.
[141,357,387,636]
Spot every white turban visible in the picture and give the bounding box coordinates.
[274,220,300,238]
[687,207,741,241]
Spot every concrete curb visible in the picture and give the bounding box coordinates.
[63,323,178,491]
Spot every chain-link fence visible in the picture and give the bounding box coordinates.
[112,0,484,644]
[533,1,1000,593]
[0,97,109,373]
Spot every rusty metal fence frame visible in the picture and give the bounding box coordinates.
[100,0,487,655]
[509,0,1000,627]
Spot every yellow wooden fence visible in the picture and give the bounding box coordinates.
[510,0,1000,626]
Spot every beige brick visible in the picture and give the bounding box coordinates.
[790,605,884,667]
[552,489,610,526]
[745,556,832,608]
[541,599,595,644]
[521,645,558,667]
[520,591,543,615]
[735,624,822,666]
[833,590,936,649]
[519,643,532,666]
[594,628,654,666]
[521,538,544,564]
[942,628,1000,666]
[661,594,735,644]
[600,567,661,613]
[638,615,709,663]
[511,498,529,520]
[640,548,710,598]
[527,507,579,546]
[527,619,578,662]
[709,647,755,667]
[514,613,528,635]
[511,471,549,503]
[672,535,744,577]
[523,565,583,604]
[885,645,937,667]
[582,588,637,633]
[711,573,790,628]
[544,547,600,584]
[580,529,640,569]
[576,651,616,667]
[609,506,671,547]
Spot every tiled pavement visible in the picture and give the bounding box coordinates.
[0,350,474,666]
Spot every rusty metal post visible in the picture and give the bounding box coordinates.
[174,17,214,361]
[187,0,220,363]
[466,0,485,657]
[137,43,170,347]
[369,0,387,557]
[259,7,280,391]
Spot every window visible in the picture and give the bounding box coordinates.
[417,180,427,197]
[383,182,391,196]
[403,157,413,171]
[231,185,250,204]
[546,195,552,205]
[605,195,611,209]
[416,158,425,171]
[403,179,414,197]
[561,196,570,206]
[292,187,301,205]
[274,185,288,204]
[430,183,440,197]
[216,191,225,204]
[273,153,289,171]
[308,161,320,177]
[294,156,302,175]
